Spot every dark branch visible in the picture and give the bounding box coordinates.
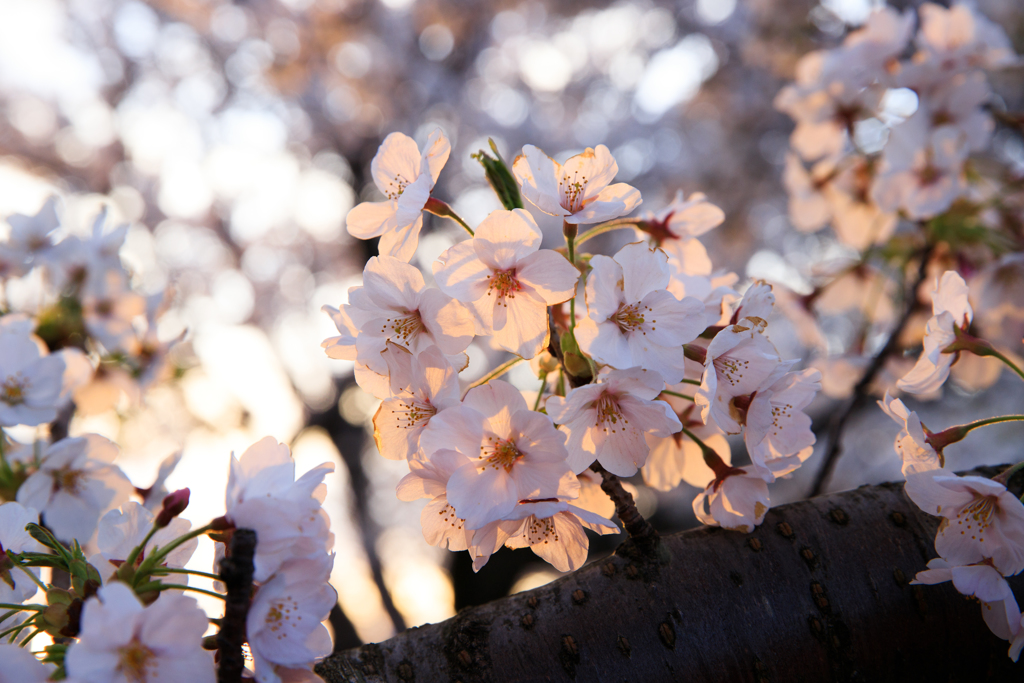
[217,528,257,683]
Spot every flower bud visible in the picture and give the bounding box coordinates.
[155,488,190,528]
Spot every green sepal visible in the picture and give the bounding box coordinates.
[472,139,523,210]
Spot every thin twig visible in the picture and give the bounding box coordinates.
[217,529,256,683]
[809,246,933,496]
[590,463,658,551]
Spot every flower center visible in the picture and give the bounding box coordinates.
[265,593,301,638]
[385,174,411,200]
[713,355,750,388]
[117,638,156,683]
[487,269,523,304]
[395,398,436,430]
[955,494,998,541]
[559,171,589,213]
[482,437,524,472]
[52,467,85,495]
[613,302,651,333]
[593,392,629,434]
[1,375,28,405]
[525,515,560,545]
[381,311,424,344]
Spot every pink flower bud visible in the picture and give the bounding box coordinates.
[155,488,190,528]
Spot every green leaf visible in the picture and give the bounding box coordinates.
[472,140,523,210]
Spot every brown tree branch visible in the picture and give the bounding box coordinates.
[316,473,1024,682]
[217,528,257,683]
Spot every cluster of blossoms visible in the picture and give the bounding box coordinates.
[0,204,338,681]
[326,129,824,573]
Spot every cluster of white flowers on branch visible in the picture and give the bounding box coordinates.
[325,130,824,574]
[0,200,338,681]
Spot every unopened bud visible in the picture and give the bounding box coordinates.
[156,488,190,528]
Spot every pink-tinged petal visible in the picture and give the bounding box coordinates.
[569,183,642,224]
[595,421,648,476]
[516,250,580,305]
[433,240,492,303]
[637,290,705,347]
[346,201,395,240]
[692,488,716,526]
[903,469,966,516]
[371,132,424,194]
[417,289,475,355]
[511,410,570,462]
[378,213,423,263]
[381,342,416,395]
[545,384,602,424]
[627,333,688,384]
[447,463,519,529]
[421,129,451,185]
[419,407,485,459]
[933,270,972,322]
[736,282,775,322]
[464,380,529,430]
[577,320,632,369]
[473,209,541,270]
[951,565,1012,603]
[584,254,625,320]
[363,256,425,310]
[420,497,469,550]
[414,346,462,408]
[513,146,570,218]
[616,242,670,302]
[510,458,578,501]
[353,363,392,400]
[567,505,619,535]
[529,513,589,572]
[396,466,440,501]
[981,594,1022,642]
[564,145,618,200]
[661,238,712,277]
[493,297,549,359]
[666,198,725,238]
[373,399,427,461]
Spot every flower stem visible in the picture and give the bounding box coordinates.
[137,582,227,601]
[133,523,214,586]
[424,197,474,236]
[464,356,524,396]
[10,562,48,592]
[678,378,701,386]
[575,218,642,247]
[995,460,1024,486]
[0,603,44,612]
[564,220,578,333]
[660,390,695,402]
[929,415,1024,453]
[152,567,225,582]
[532,376,547,411]
[122,524,160,574]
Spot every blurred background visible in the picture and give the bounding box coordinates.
[1,0,1022,648]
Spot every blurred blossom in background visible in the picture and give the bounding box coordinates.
[1,0,1021,644]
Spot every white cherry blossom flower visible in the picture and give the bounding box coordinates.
[904,470,1024,575]
[248,555,335,682]
[0,329,65,427]
[695,317,782,435]
[88,502,197,581]
[66,582,214,683]
[915,2,1017,72]
[373,344,461,461]
[420,380,579,530]
[48,207,131,293]
[512,144,641,224]
[397,449,473,551]
[545,367,681,476]
[0,502,45,604]
[878,392,942,476]
[433,209,579,358]
[501,500,618,572]
[693,466,770,533]
[322,255,474,398]
[0,644,54,682]
[16,435,133,542]
[744,367,820,482]
[81,270,148,354]
[912,557,1013,603]
[871,112,968,220]
[0,197,61,276]
[346,129,450,261]
[642,400,732,492]
[897,271,972,395]
[575,242,705,384]
[225,437,335,582]
[665,270,739,329]
[637,191,724,277]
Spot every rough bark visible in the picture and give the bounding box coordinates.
[317,480,1024,683]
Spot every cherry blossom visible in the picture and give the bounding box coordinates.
[693,466,771,533]
[637,191,724,277]
[346,129,450,261]
[897,271,972,395]
[512,144,641,224]
[397,449,473,551]
[16,434,133,542]
[915,2,1017,72]
[642,404,732,492]
[88,501,197,581]
[0,328,66,427]
[0,196,61,276]
[248,555,335,683]
[373,344,461,461]
[545,367,681,476]
[501,500,618,572]
[904,470,1024,575]
[433,209,579,358]
[65,582,214,683]
[0,502,45,604]
[575,242,705,383]
[912,557,1014,603]
[420,380,579,530]
[224,437,335,582]
[695,317,782,435]
[81,270,148,354]
[744,367,821,482]
[878,393,942,476]
[0,644,54,682]
[322,255,474,398]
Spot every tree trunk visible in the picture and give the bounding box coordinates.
[316,479,1024,682]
